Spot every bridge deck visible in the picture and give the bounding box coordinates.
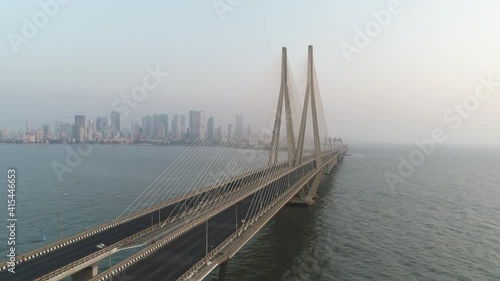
[0,151,337,281]
[90,149,346,281]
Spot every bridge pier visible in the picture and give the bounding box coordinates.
[324,157,337,175]
[71,265,98,281]
[218,260,229,281]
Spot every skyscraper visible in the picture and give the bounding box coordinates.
[173,114,180,140]
[159,124,165,140]
[189,110,199,141]
[216,126,223,143]
[159,114,168,139]
[152,114,160,139]
[189,110,206,141]
[171,120,175,138]
[55,122,71,140]
[25,120,32,134]
[96,117,108,134]
[142,115,152,139]
[1,129,9,140]
[111,111,120,132]
[130,121,138,141]
[235,114,244,142]
[181,114,186,136]
[88,120,95,140]
[74,115,85,141]
[207,117,214,140]
[199,111,206,141]
[88,119,95,130]
[42,123,50,140]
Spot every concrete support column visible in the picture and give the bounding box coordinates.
[71,265,98,281]
[218,260,229,281]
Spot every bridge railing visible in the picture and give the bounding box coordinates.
[39,151,343,281]
[0,154,302,272]
[177,153,341,280]
[35,224,159,281]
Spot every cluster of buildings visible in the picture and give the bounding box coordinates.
[0,111,260,146]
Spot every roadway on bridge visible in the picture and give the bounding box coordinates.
[0,181,234,280]
[94,161,317,281]
[0,161,290,280]
[99,182,261,281]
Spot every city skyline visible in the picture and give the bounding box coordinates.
[1,1,500,145]
[0,107,259,145]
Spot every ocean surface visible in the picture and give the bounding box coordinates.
[0,143,499,281]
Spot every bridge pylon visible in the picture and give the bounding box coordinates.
[268,47,296,167]
[291,45,324,204]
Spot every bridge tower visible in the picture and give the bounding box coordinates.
[268,47,296,167]
[294,45,324,204]
[268,45,329,205]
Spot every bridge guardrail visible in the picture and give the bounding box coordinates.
[1,152,313,272]
[89,154,336,281]
[33,150,340,280]
[177,152,341,280]
[34,225,158,281]
[1,154,304,272]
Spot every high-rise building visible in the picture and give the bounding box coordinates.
[189,110,199,141]
[96,117,108,133]
[79,126,86,142]
[207,117,214,140]
[88,119,95,130]
[159,124,165,140]
[152,114,160,139]
[74,115,85,141]
[227,124,232,141]
[199,111,206,141]
[159,114,168,139]
[111,111,120,132]
[142,115,152,139]
[170,120,175,138]
[42,123,50,140]
[1,129,9,140]
[25,120,32,134]
[87,127,93,142]
[173,114,180,140]
[130,121,138,141]
[55,122,71,140]
[36,128,43,142]
[235,114,244,142]
[189,110,206,141]
[216,126,223,143]
[181,114,186,136]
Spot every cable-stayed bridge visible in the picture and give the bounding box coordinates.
[0,46,347,281]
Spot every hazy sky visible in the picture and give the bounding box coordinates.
[1,0,500,145]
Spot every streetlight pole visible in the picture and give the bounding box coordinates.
[205,219,208,255]
[151,214,154,244]
[58,216,62,241]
